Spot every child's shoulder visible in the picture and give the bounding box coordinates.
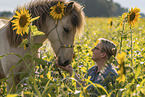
[88,66,98,73]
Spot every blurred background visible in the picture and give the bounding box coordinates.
[0,0,145,18]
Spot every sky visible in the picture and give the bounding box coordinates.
[113,0,145,14]
[0,0,145,14]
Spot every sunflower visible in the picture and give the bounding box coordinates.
[11,8,31,36]
[116,52,126,83]
[127,7,141,27]
[117,52,126,65]
[50,2,65,20]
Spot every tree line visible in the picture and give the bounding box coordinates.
[73,0,128,17]
[0,11,13,18]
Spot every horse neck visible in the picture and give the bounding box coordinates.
[0,22,9,39]
[0,23,9,44]
[33,35,47,44]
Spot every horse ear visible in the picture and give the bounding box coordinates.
[65,2,74,15]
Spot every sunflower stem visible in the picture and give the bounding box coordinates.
[120,35,122,53]
[130,26,133,66]
[120,17,126,53]
[29,24,35,76]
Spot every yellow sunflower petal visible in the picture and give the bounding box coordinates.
[15,11,21,16]
[11,19,18,23]
[25,27,29,34]
[13,26,18,30]
[20,8,24,15]
[24,44,26,50]
[13,15,19,18]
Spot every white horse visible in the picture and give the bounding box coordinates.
[0,0,85,93]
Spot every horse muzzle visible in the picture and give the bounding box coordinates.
[58,57,70,67]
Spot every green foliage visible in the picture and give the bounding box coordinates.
[0,17,145,97]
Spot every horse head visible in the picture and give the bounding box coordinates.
[34,1,85,66]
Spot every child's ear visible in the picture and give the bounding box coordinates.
[101,52,106,58]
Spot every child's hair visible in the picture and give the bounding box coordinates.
[98,38,117,60]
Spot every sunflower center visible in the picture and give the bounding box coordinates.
[19,15,28,27]
[55,7,62,14]
[63,87,68,91]
[130,12,136,21]
[110,21,113,26]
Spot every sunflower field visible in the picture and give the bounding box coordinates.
[0,7,145,97]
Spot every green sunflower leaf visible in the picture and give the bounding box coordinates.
[0,53,9,59]
[31,25,45,36]
[135,65,141,79]
[18,39,28,48]
[33,57,47,66]
[7,94,18,97]
[31,16,40,22]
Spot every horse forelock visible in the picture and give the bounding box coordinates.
[6,0,85,47]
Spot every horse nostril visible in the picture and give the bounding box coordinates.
[58,57,70,67]
[63,60,70,66]
[58,57,70,66]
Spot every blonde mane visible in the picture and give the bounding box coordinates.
[6,0,85,47]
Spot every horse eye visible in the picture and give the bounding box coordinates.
[64,28,69,33]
